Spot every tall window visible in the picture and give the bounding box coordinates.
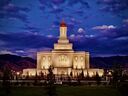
[59,55,67,62]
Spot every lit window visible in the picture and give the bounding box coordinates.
[62,55,64,61]
[75,56,78,61]
[48,56,51,60]
[80,56,84,61]
[74,65,77,69]
[42,56,45,60]
[59,55,67,62]
[64,55,67,61]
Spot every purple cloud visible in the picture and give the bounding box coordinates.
[97,0,128,14]
[39,0,90,16]
[49,6,63,13]
[92,22,128,40]
[0,0,30,22]
[21,24,41,33]
[0,30,128,57]
[92,25,116,30]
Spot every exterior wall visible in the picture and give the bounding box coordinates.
[52,51,73,68]
[36,50,104,77]
[22,68,36,76]
[60,26,67,39]
[37,51,91,76]
[85,52,90,68]
[73,52,86,69]
[22,68,104,77]
[54,43,72,50]
[72,69,104,77]
[37,52,52,70]
[87,69,104,77]
[53,68,71,75]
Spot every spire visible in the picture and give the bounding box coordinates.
[60,20,66,27]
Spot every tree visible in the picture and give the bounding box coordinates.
[77,73,81,85]
[34,72,38,86]
[40,71,44,80]
[70,71,73,78]
[86,71,90,80]
[45,66,57,96]
[80,70,84,80]
[2,65,12,96]
[111,63,123,87]
[95,72,101,85]
[67,75,71,85]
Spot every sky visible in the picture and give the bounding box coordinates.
[0,0,128,58]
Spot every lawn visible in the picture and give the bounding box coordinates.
[0,86,121,96]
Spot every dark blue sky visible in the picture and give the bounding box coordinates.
[0,0,128,57]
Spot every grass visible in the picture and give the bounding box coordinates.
[0,86,122,96]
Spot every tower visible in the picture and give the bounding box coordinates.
[53,20,73,51]
[59,20,67,39]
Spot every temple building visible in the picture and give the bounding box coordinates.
[23,21,104,77]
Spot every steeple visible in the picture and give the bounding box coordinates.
[53,20,73,51]
[59,20,67,39]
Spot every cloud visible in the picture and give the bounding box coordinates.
[0,39,6,46]
[92,25,116,30]
[0,0,29,22]
[123,19,128,23]
[114,36,128,41]
[0,31,58,57]
[68,0,90,8]
[52,0,66,5]
[70,18,82,24]
[92,21,128,40]
[22,24,41,33]
[97,0,128,15]
[92,25,118,38]
[123,19,128,26]
[0,50,17,55]
[77,28,85,33]
[0,29,128,57]
[0,32,56,49]
[46,34,55,38]
[49,5,63,13]
[39,0,90,16]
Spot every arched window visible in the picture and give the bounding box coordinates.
[75,56,78,61]
[80,56,84,61]
[42,56,45,61]
[48,56,51,61]
[59,55,67,62]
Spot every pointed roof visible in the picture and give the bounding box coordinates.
[60,20,67,27]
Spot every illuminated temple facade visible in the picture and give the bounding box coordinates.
[23,21,103,77]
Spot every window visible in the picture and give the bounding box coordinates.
[75,56,78,61]
[48,56,51,61]
[59,55,67,62]
[80,56,84,61]
[42,56,45,60]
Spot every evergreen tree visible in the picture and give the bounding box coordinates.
[86,71,90,80]
[40,71,44,80]
[70,71,73,78]
[34,72,38,86]
[77,73,81,85]
[95,72,101,85]
[67,75,71,85]
[80,70,84,80]
[45,66,57,96]
[111,63,122,87]
[2,65,12,96]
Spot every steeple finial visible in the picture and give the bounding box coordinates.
[60,19,66,27]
